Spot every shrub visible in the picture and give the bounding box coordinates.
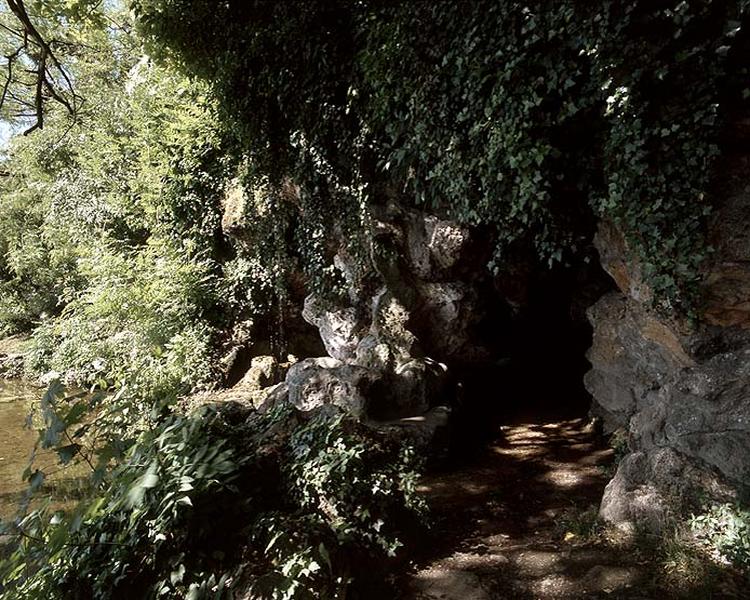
[691,503,750,571]
[0,396,426,599]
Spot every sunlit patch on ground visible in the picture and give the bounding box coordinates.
[404,417,652,599]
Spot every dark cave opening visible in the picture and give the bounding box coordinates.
[450,253,615,454]
[503,258,614,422]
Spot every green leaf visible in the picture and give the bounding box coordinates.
[170,563,186,586]
[63,402,89,426]
[56,443,81,465]
[29,470,45,492]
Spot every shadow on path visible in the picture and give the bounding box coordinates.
[397,414,651,599]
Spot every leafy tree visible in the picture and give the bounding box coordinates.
[0,0,110,133]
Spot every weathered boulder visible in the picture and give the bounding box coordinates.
[375,358,447,420]
[302,296,364,361]
[600,448,736,533]
[593,221,652,305]
[236,355,280,391]
[282,355,447,421]
[405,213,472,281]
[589,124,750,526]
[587,273,750,492]
[584,292,694,432]
[413,282,487,362]
[632,349,750,483]
[367,405,452,452]
[361,288,416,368]
[285,357,381,418]
[588,186,750,529]
[303,207,497,377]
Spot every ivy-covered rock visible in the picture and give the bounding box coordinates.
[133,0,749,311]
[588,122,750,528]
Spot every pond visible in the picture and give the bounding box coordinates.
[0,379,87,521]
[0,379,41,521]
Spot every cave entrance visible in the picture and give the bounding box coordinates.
[406,250,631,599]
[453,250,615,450]
[500,257,614,424]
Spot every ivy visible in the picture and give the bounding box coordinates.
[133,0,749,311]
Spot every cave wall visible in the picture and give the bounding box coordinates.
[295,203,496,424]
[219,127,750,532]
[586,133,750,530]
[290,197,610,439]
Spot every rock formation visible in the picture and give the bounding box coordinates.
[587,144,750,530]
[278,205,488,443]
[216,138,750,533]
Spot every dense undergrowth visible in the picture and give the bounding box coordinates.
[0,0,748,598]
[0,4,427,598]
[1,393,424,599]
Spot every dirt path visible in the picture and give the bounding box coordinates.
[400,417,652,599]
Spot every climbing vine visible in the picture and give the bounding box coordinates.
[133,0,749,311]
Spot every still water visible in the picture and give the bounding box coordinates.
[0,380,87,521]
[0,379,40,520]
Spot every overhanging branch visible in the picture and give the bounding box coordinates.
[2,0,82,135]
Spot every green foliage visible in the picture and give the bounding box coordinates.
[2,405,241,599]
[26,238,220,397]
[0,4,428,598]
[247,412,425,599]
[286,413,424,555]
[1,398,426,599]
[691,503,750,571]
[0,185,82,334]
[133,0,749,311]
[0,8,248,396]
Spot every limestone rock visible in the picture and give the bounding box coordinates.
[589,188,750,530]
[599,448,735,533]
[285,357,381,418]
[236,355,279,391]
[367,405,451,451]
[644,350,750,483]
[594,220,652,304]
[406,213,472,281]
[369,358,447,420]
[414,282,486,361]
[584,292,693,432]
[354,333,392,371]
[254,382,289,413]
[586,286,750,487]
[302,295,364,361]
[367,288,417,366]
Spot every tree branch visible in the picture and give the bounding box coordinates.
[4,0,81,134]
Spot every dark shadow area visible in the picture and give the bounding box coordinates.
[389,248,749,598]
[448,253,614,460]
